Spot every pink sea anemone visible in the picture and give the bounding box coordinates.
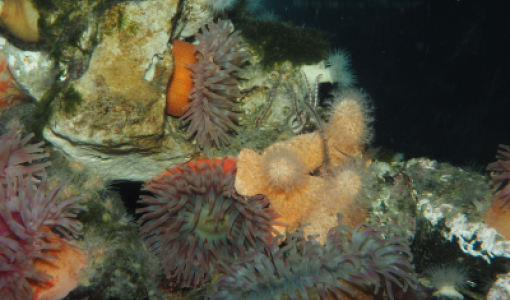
[0,122,50,182]
[0,124,88,300]
[0,173,88,300]
[136,157,283,287]
[181,19,251,151]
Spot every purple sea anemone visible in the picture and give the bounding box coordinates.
[181,19,251,151]
[0,124,87,300]
[211,214,418,300]
[136,157,283,287]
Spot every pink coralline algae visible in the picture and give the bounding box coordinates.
[0,123,87,300]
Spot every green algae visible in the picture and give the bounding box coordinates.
[29,79,83,139]
[35,0,121,62]
[61,84,83,115]
[231,2,329,69]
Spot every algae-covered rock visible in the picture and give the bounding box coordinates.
[43,0,180,181]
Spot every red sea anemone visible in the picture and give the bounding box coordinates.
[0,173,87,300]
[181,19,251,151]
[136,157,284,287]
[484,144,510,239]
[0,123,87,300]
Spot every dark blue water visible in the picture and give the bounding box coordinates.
[265,0,510,168]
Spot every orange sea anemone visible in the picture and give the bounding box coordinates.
[166,40,196,116]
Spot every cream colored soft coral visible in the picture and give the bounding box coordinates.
[304,161,368,244]
[263,146,308,193]
[235,88,373,241]
[325,88,373,167]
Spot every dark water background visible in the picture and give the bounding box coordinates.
[265,0,510,168]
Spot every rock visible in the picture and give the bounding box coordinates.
[488,273,510,300]
[170,0,213,39]
[44,0,181,181]
[0,36,54,101]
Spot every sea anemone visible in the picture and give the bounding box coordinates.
[300,48,356,89]
[211,214,418,300]
[0,172,87,300]
[0,235,51,300]
[136,157,283,287]
[0,123,88,300]
[166,40,197,117]
[424,264,470,300]
[206,0,238,14]
[325,49,356,88]
[181,19,251,150]
[484,145,510,239]
[487,144,510,209]
[0,122,50,182]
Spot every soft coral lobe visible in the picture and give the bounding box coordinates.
[211,214,418,300]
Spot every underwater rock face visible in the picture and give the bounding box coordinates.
[44,0,180,181]
[171,0,213,39]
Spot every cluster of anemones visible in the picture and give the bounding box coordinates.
[137,158,419,298]
[211,214,418,300]
[137,85,420,298]
[137,157,284,287]
[0,122,87,300]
